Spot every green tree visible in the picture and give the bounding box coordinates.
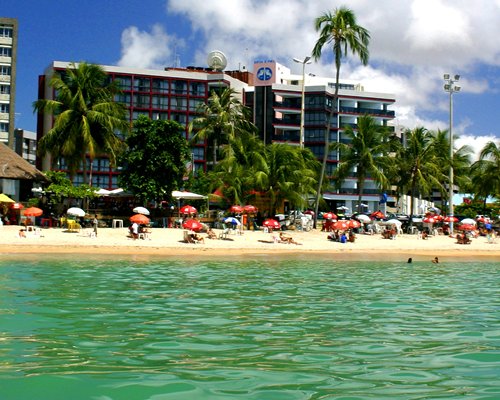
[311,6,370,226]
[395,127,445,220]
[331,115,398,209]
[470,141,500,212]
[188,87,256,167]
[33,62,129,182]
[118,115,190,204]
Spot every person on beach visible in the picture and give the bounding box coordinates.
[18,229,26,238]
[432,257,439,264]
[131,222,139,240]
[279,232,301,245]
[92,214,98,237]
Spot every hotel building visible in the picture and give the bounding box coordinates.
[37,59,397,213]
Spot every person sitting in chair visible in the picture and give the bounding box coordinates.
[206,227,217,240]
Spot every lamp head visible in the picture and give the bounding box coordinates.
[454,74,460,81]
[444,73,450,80]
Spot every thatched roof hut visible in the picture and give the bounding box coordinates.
[0,143,46,181]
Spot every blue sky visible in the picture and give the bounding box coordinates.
[4,0,500,159]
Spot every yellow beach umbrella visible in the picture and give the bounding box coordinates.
[0,193,15,203]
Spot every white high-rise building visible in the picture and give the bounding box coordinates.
[0,17,17,148]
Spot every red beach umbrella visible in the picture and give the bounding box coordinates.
[243,205,257,213]
[10,202,24,210]
[332,220,350,230]
[130,214,150,225]
[263,219,280,230]
[423,216,438,224]
[443,216,458,223]
[182,218,203,232]
[230,205,243,213]
[23,207,43,217]
[456,224,477,231]
[180,205,197,215]
[370,210,385,219]
[322,212,337,220]
[347,219,361,229]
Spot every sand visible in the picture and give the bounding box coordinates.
[0,224,498,262]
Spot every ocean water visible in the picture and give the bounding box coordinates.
[0,256,499,400]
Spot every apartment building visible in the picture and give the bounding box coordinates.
[0,17,17,148]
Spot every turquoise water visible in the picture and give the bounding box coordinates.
[0,257,499,400]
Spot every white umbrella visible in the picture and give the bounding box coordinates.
[356,214,371,223]
[67,207,86,217]
[172,190,207,200]
[386,219,403,226]
[460,218,476,225]
[133,206,150,215]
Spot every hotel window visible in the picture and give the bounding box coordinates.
[192,147,204,159]
[132,111,149,121]
[172,80,187,94]
[0,47,12,57]
[0,122,8,132]
[171,97,187,111]
[133,77,151,92]
[151,96,169,110]
[171,113,187,126]
[0,104,9,113]
[189,82,206,96]
[114,93,131,105]
[0,66,11,75]
[151,112,169,120]
[189,98,204,111]
[152,79,169,93]
[0,84,10,94]
[133,94,150,108]
[114,76,132,90]
[0,28,13,38]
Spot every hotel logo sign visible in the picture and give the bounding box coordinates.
[253,60,276,86]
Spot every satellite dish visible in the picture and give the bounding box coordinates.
[207,50,227,71]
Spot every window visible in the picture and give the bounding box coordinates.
[189,82,206,96]
[171,97,187,111]
[151,112,169,121]
[0,103,9,113]
[171,113,187,126]
[0,47,12,57]
[172,80,187,94]
[152,79,169,93]
[151,96,169,110]
[0,28,13,38]
[133,94,150,108]
[192,147,204,159]
[114,93,131,105]
[113,76,132,90]
[133,77,151,92]
[0,66,11,75]
[0,84,10,94]
[132,110,149,120]
[0,122,8,132]
[189,98,204,111]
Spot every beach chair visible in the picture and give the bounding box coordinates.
[219,227,229,239]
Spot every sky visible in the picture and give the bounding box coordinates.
[4,0,500,161]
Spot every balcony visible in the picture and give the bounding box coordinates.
[339,106,395,118]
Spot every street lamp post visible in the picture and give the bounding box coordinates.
[443,73,461,235]
[293,56,311,149]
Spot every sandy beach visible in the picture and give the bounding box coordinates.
[1,224,498,262]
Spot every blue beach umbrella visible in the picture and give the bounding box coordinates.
[224,217,240,226]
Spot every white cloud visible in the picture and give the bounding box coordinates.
[117,24,181,69]
[455,134,497,161]
[119,0,500,141]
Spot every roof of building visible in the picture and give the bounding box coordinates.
[0,143,46,181]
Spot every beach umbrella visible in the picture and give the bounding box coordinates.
[0,193,15,203]
[10,202,24,210]
[23,207,43,217]
[476,216,489,223]
[180,205,197,215]
[443,216,458,223]
[304,210,315,215]
[67,207,86,217]
[322,212,337,220]
[263,219,280,230]
[460,218,476,225]
[243,205,257,213]
[182,218,203,232]
[456,224,477,231]
[332,220,350,230]
[132,206,150,215]
[423,216,438,224]
[355,214,371,223]
[130,214,150,225]
[347,219,361,228]
[230,205,243,213]
[224,217,240,225]
[386,219,402,226]
[370,210,385,219]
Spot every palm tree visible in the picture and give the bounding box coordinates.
[311,6,370,227]
[395,127,446,221]
[189,87,255,168]
[331,115,398,209]
[470,141,500,211]
[33,62,129,183]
